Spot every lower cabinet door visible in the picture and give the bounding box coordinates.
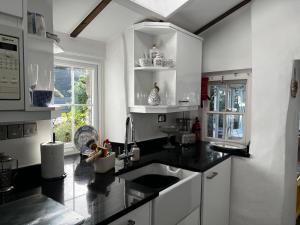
[109,202,151,225]
[201,158,231,225]
[177,207,200,225]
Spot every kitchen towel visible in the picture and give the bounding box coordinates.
[40,141,64,179]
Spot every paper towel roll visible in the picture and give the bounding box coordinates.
[40,141,64,179]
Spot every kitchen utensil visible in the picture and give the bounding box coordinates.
[176,118,192,132]
[74,125,99,155]
[0,153,18,193]
[160,125,178,149]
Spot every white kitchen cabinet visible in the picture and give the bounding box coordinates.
[176,31,202,105]
[177,207,200,225]
[109,202,151,225]
[0,0,23,18]
[127,22,203,114]
[201,158,231,225]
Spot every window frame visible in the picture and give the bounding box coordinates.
[202,73,251,145]
[53,59,102,152]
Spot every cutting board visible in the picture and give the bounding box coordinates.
[0,194,85,225]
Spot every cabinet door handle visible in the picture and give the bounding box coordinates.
[128,220,136,225]
[206,172,218,179]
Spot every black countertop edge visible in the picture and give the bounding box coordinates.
[115,154,231,176]
[211,149,251,158]
[96,195,158,225]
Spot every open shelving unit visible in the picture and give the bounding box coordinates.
[128,22,203,114]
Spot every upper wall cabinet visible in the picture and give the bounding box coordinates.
[126,22,203,114]
[0,0,23,18]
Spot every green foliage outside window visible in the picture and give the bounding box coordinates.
[54,75,90,143]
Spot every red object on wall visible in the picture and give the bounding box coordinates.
[201,77,209,101]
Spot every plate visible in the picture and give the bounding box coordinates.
[74,125,98,155]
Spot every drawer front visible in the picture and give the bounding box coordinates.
[109,202,151,225]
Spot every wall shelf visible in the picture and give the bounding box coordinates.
[27,34,54,54]
[0,111,52,123]
[130,105,199,113]
[25,104,62,112]
[134,67,176,71]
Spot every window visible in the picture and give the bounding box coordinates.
[52,61,98,148]
[205,79,248,144]
[130,0,190,18]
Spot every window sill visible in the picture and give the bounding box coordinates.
[64,146,79,156]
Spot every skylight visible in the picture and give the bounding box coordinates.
[130,0,190,18]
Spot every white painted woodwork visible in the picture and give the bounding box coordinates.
[109,202,151,225]
[176,31,202,105]
[129,105,198,113]
[201,158,231,225]
[177,207,200,225]
[0,0,23,18]
[128,22,202,113]
[117,163,202,225]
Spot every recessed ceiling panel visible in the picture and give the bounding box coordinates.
[130,0,191,18]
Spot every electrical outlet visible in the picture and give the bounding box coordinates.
[23,123,37,137]
[158,114,167,123]
[0,125,7,140]
[7,125,23,139]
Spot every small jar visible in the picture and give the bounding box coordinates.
[153,54,163,67]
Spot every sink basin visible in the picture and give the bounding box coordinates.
[131,174,180,191]
[118,163,202,225]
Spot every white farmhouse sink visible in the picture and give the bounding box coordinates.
[118,163,202,225]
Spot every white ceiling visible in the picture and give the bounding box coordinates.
[53,0,244,42]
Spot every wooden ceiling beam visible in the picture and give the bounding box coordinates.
[194,0,252,35]
[70,0,112,38]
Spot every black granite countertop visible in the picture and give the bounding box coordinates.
[1,141,230,225]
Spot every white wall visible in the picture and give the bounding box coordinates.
[55,32,106,63]
[0,121,51,167]
[201,4,251,73]
[229,1,300,225]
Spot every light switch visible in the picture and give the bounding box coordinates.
[7,125,23,139]
[23,123,37,137]
[0,125,7,140]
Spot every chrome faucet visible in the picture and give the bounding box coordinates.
[118,115,134,165]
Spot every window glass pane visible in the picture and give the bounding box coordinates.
[74,68,93,105]
[53,66,72,104]
[207,114,224,139]
[74,106,92,130]
[209,85,226,112]
[227,83,246,112]
[53,106,72,143]
[226,114,244,141]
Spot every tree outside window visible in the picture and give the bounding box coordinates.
[53,64,95,145]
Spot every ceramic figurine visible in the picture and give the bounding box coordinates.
[148,82,161,106]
